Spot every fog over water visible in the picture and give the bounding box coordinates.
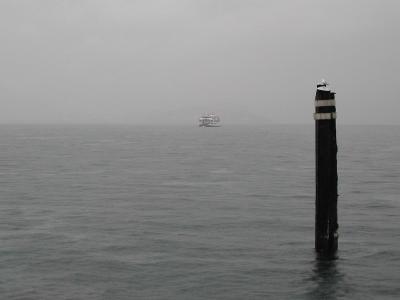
[1,0,399,124]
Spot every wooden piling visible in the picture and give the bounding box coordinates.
[314,79,338,254]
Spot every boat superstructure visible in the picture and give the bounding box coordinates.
[199,113,221,127]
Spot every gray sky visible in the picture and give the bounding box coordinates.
[1,0,399,124]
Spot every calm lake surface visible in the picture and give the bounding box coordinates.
[1,125,399,299]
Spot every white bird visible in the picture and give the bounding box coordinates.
[319,79,328,86]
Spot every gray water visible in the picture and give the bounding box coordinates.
[1,125,399,299]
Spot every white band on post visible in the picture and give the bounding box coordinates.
[314,112,337,120]
[315,100,336,107]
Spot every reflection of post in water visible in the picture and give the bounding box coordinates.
[308,257,344,300]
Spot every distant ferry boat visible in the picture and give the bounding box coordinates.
[199,113,221,127]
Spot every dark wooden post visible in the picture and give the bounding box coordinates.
[314,79,338,254]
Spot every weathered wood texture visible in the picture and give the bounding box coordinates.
[315,84,338,254]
